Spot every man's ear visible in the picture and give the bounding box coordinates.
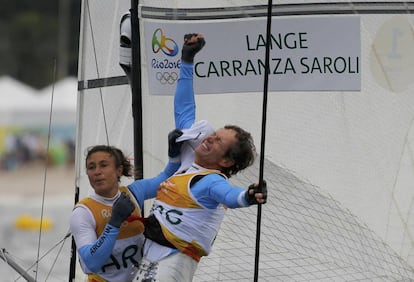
[116,165,124,177]
[219,158,235,168]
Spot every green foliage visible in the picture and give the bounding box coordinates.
[0,0,81,88]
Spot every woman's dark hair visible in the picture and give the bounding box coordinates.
[85,145,133,179]
[222,125,256,177]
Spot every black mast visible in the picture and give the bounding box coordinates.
[130,0,144,181]
[253,0,272,281]
[68,187,79,281]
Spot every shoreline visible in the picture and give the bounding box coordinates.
[0,162,75,198]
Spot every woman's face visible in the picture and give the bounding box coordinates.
[86,151,122,198]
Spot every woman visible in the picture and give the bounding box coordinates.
[70,140,181,282]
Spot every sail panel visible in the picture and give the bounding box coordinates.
[75,0,134,199]
[75,0,414,280]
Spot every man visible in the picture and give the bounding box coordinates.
[132,33,267,282]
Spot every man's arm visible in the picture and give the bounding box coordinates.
[174,34,206,129]
[191,174,267,208]
[174,62,196,129]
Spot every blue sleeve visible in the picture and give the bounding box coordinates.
[191,174,249,209]
[128,161,180,210]
[77,224,119,272]
[174,62,195,129]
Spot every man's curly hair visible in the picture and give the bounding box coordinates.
[221,125,256,178]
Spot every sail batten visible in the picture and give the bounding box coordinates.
[77,76,129,90]
[141,2,414,20]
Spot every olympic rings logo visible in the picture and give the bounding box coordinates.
[152,28,179,57]
[156,71,178,85]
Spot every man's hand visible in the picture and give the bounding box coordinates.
[181,33,206,63]
[109,192,135,228]
[168,129,184,158]
[245,180,267,205]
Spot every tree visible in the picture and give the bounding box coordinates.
[0,0,81,88]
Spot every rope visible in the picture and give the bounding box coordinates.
[34,58,57,281]
[86,0,110,145]
[20,232,71,282]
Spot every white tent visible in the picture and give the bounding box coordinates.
[0,76,77,126]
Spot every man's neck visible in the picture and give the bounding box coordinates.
[187,163,205,173]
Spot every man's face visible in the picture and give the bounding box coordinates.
[194,128,237,170]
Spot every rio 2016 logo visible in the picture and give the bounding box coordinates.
[151,28,179,85]
[152,28,179,57]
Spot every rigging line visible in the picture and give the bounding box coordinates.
[254,0,272,281]
[19,232,71,282]
[45,233,68,281]
[34,58,58,282]
[85,0,110,145]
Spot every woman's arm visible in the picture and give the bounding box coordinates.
[69,205,120,272]
[128,161,180,209]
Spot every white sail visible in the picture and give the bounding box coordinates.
[73,0,414,281]
[75,0,135,199]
